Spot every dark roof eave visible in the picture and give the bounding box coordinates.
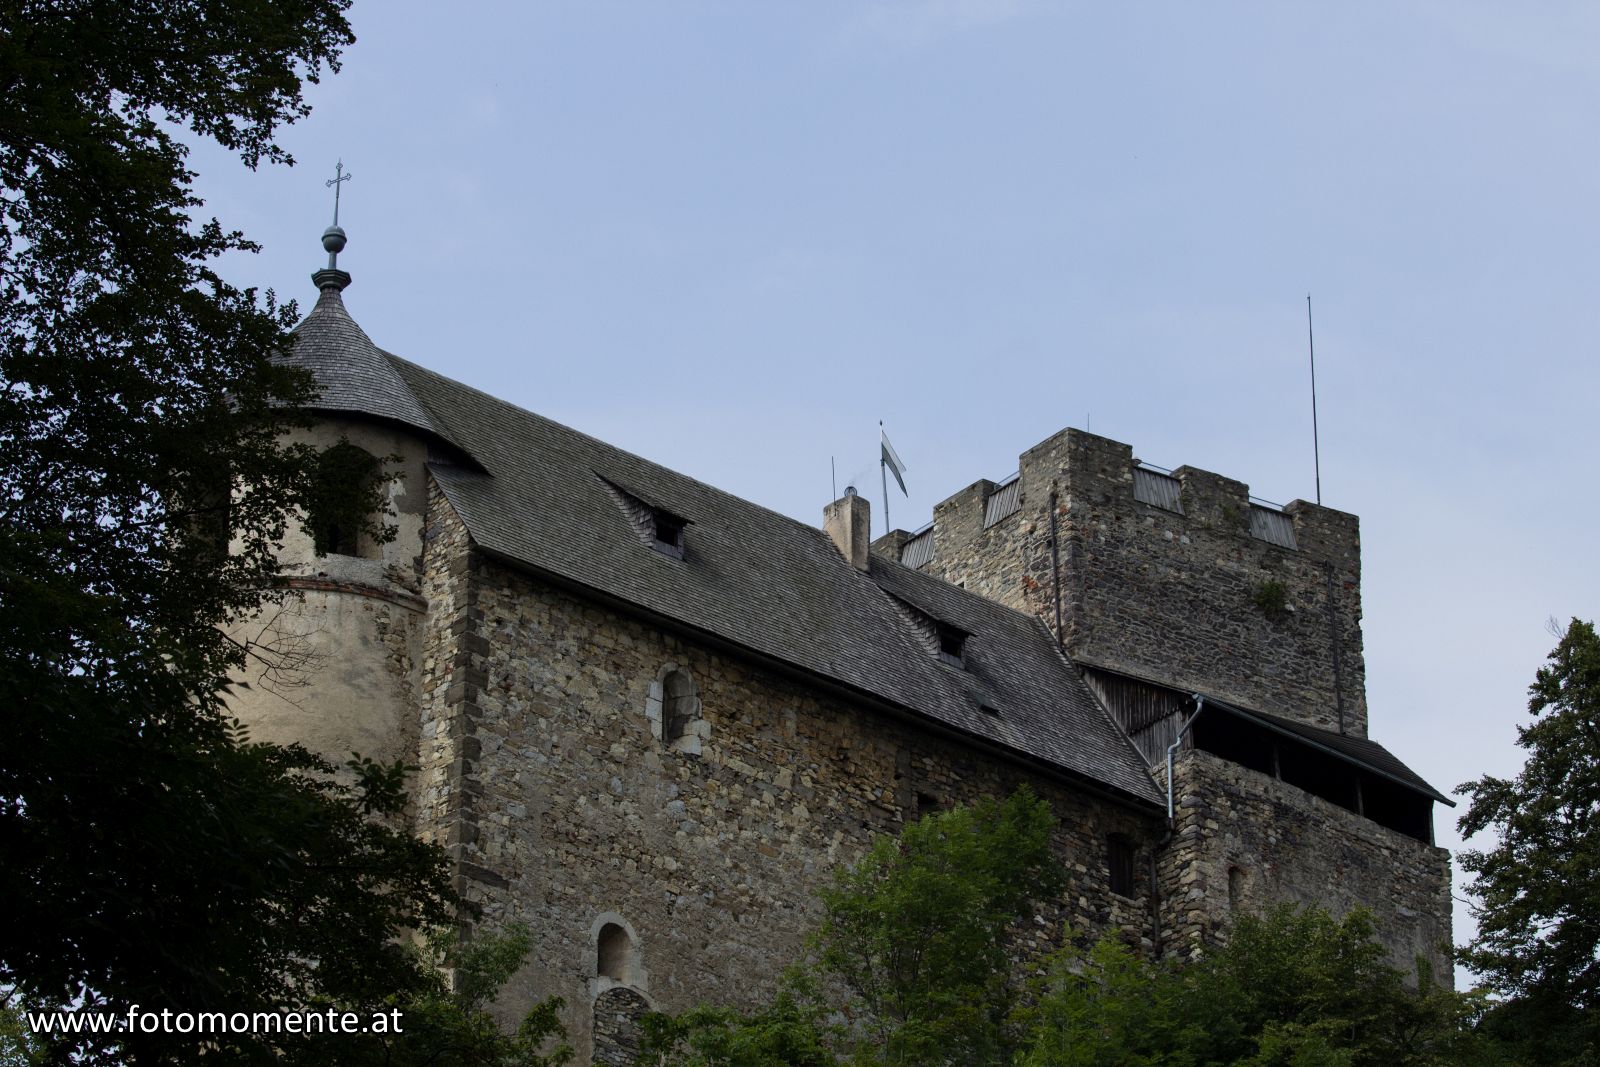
[292,401,486,473]
[469,540,1166,817]
[1073,659,1454,807]
[1202,697,1455,807]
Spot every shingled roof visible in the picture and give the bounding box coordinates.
[288,283,452,442]
[282,282,1161,806]
[388,355,1164,808]
[285,279,1480,820]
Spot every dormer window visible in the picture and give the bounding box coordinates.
[598,474,691,559]
[651,508,686,557]
[885,593,972,670]
[936,624,966,668]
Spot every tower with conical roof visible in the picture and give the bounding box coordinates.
[226,213,452,774]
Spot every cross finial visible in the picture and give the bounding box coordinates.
[318,160,353,277]
[325,159,352,227]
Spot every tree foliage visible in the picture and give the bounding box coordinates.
[287,924,574,1067]
[304,436,397,555]
[644,796,1496,1067]
[0,3,468,1063]
[813,787,1061,1064]
[637,976,837,1067]
[643,789,1061,1067]
[1457,617,1600,1064]
[1022,906,1486,1067]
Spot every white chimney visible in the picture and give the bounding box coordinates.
[824,486,871,572]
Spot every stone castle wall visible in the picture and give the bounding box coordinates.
[231,440,1448,1065]
[1156,751,1452,980]
[896,428,1368,737]
[417,477,1162,1062]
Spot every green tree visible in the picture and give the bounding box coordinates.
[814,787,1060,1065]
[1457,618,1600,1064]
[644,796,1493,1067]
[0,992,41,1067]
[288,924,574,1067]
[0,3,466,1063]
[1021,906,1490,1067]
[636,975,837,1067]
[642,788,1062,1067]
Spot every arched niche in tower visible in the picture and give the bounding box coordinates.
[305,437,392,560]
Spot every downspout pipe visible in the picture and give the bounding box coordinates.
[1165,694,1207,825]
[1152,694,1207,956]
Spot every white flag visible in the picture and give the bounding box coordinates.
[881,427,907,496]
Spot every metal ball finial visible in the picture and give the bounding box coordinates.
[322,224,347,256]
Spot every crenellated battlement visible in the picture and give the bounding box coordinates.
[873,428,1368,737]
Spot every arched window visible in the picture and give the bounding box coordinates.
[647,664,705,754]
[597,922,636,985]
[590,912,650,1064]
[304,438,391,559]
[663,670,696,742]
[1228,865,1247,912]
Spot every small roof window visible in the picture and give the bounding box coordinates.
[885,592,972,670]
[936,623,967,668]
[598,473,691,559]
[651,508,686,558]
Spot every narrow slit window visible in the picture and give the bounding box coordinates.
[662,670,697,743]
[1107,833,1136,897]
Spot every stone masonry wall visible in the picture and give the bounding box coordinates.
[893,428,1367,737]
[1157,751,1452,981]
[415,474,489,894]
[416,487,1163,1062]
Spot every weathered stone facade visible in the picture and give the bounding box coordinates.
[872,427,1453,975]
[887,428,1368,737]
[413,477,1157,1059]
[1156,751,1451,976]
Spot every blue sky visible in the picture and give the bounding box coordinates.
[190,1,1599,982]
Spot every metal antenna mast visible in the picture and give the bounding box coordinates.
[1308,293,1322,506]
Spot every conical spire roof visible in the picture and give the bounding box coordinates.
[285,229,447,440]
